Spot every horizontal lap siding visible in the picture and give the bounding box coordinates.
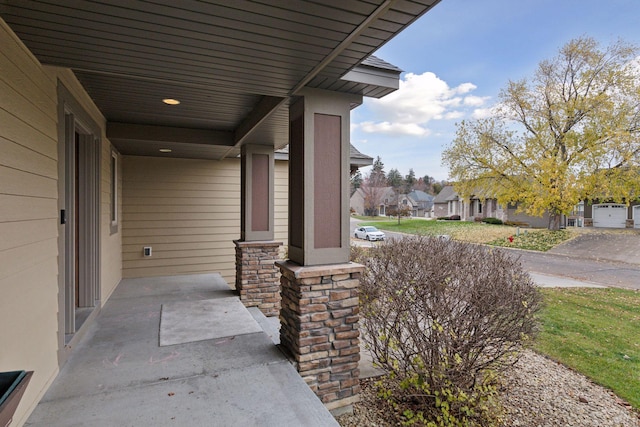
[0,19,60,425]
[274,160,289,257]
[100,139,123,302]
[122,156,241,285]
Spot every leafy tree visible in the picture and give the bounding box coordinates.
[443,37,640,230]
[413,177,429,193]
[386,168,403,188]
[361,169,387,216]
[432,181,444,195]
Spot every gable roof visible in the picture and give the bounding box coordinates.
[407,190,434,202]
[433,185,457,203]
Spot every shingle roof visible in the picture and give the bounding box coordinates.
[433,185,457,203]
[275,144,373,168]
[407,190,434,202]
[361,55,403,73]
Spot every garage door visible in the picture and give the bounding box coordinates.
[593,204,627,228]
[634,205,640,229]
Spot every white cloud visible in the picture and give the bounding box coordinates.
[472,108,494,119]
[456,82,477,94]
[463,95,490,106]
[358,121,430,136]
[355,72,489,137]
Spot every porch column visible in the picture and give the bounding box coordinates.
[278,88,364,413]
[234,144,281,317]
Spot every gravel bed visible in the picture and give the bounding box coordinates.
[337,349,639,427]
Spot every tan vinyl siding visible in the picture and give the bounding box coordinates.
[0,19,60,425]
[100,141,123,302]
[122,156,241,285]
[274,160,289,256]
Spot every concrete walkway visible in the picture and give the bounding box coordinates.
[26,274,338,427]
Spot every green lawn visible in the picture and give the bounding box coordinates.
[536,287,640,409]
[356,218,572,248]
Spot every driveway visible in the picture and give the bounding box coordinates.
[547,230,640,266]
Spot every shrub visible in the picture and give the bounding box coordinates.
[448,215,461,221]
[482,217,503,225]
[357,236,542,426]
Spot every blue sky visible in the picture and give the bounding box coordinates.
[350,0,640,181]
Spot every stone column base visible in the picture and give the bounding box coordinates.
[276,260,364,412]
[234,240,282,317]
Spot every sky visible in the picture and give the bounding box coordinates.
[350,0,640,181]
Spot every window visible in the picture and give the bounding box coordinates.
[110,150,118,233]
[478,201,483,214]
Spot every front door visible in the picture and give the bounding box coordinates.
[62,113,100,337]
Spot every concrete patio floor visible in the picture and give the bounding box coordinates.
[25,274,339,427]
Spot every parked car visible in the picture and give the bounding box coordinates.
[354,226,386,241]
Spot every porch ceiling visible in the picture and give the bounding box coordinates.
[1,0,439,160]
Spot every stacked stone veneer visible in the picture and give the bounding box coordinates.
[234,240,282,317]
[276,260,364,412]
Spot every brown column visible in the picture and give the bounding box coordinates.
[284,88,364,413]
[235,144,281,316]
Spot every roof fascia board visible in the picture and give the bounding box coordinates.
[341,65,400,91]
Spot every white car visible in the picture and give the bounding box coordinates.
[354,226,386,241]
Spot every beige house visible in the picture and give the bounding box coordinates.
[0,2,442,424]
[433,185,550,227]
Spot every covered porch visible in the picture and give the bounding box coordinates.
[25,274,340,426]
[0,1,441,424]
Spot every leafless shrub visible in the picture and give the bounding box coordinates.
[357,236,542,425]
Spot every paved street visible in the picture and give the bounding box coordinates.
[350,217,640,290]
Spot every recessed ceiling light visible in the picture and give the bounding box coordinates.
[159,148,172,153]
[162,98,180,105]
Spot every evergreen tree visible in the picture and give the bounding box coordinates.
[404,168,416,193]
[386,168,403,189]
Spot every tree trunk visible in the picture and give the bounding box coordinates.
[548,212,562,230]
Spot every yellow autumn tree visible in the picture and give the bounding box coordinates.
[442,37,640,229]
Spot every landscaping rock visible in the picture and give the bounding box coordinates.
[336,349,640,426]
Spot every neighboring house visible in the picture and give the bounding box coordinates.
[0,3,440,424]
[435,185,640,229]
[582,200,640,229]
[433,185,462,218]
[350,186,397,216]
[350,187,434,217]
[407,190,435,217]
[433,185,550,227]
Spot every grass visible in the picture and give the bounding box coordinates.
[356,217,575,247]
[535,287,640,409]
[487,229,573,251]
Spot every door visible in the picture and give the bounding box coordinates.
[592,204,627,228]
[634,205,640,229]
[62,113,100,336]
